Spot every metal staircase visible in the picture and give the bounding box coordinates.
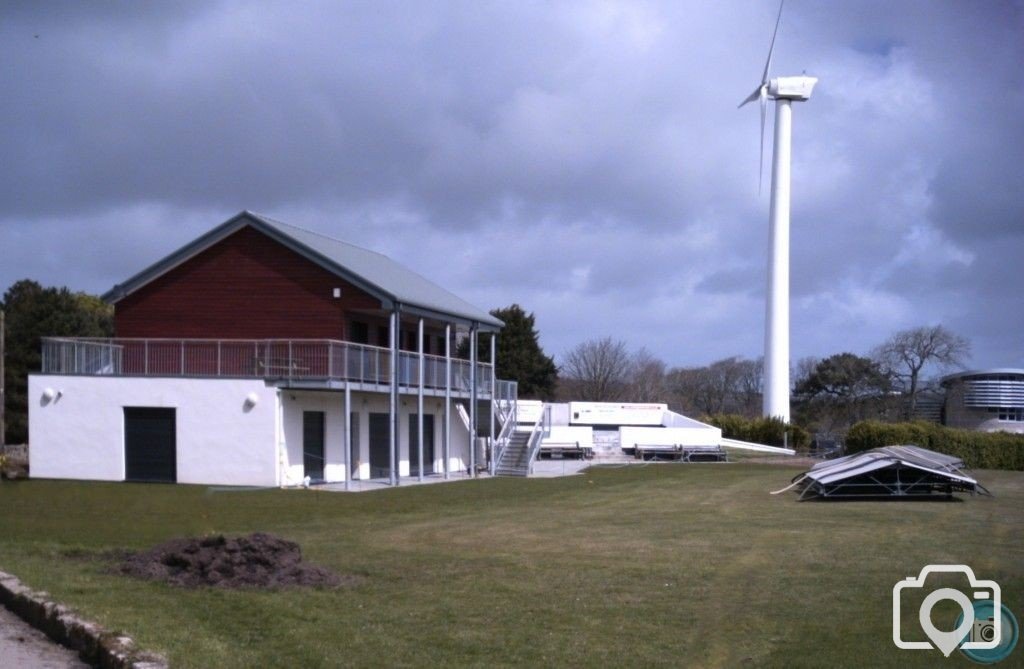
[494,403,550,477]
[495,431,533,476]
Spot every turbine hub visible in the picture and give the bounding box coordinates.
[768,75,818,101]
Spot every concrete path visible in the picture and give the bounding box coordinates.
[0,605,87,668]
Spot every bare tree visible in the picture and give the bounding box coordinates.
[873,325,970,418]
[667,356,761,417]
[792,356,820,398]
[734,357,763,416]
[560,337,632,401]
[628,348,666,402]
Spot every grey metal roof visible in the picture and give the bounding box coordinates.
[941,368,1024,385]
[807,445,968,477]
[776,445,989,500]
[104,211,503,329]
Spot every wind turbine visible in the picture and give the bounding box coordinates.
[739,0,816,424]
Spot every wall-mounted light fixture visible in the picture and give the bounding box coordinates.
[332,287,342,299]
[40,387,63,406]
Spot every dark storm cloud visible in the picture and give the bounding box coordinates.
[1,0,1021,368]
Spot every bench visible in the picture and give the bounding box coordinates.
[539,441,594,460]
[634,444,728,462]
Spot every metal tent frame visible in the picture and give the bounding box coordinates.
[774,445,992,500]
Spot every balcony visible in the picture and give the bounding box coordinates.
[40,337,517,400]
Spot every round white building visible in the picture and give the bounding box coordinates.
[941,368,1024,434]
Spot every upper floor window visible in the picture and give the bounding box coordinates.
[349,321,369,344]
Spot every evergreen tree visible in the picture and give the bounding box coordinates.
[463,304,558,400]
[2,279,114,444]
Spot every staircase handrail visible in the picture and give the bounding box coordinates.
[524,403,552,475]
[492,399,518,467]
[455,402,472,431]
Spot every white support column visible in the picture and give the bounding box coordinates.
[764,98,792,423]
[417,317,424,483]
[390,307,400,485]
[489,332,497,476]
[344,383,351,491]
[469,324,478,477]
[444,323,451,479]
[275,389,284,487]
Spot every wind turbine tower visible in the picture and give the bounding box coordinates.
[739,2,816,423]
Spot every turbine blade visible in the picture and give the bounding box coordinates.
[762,0,784,85]
[738,86,761,108]
[759,88,767,194]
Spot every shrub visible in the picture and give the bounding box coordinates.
[845,421,1024,471]
[703,414,810,452]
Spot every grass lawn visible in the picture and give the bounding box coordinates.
[0,464,1021,668]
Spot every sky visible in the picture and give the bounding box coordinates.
[2,0,1022,371]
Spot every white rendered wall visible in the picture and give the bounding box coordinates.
[619,425,722,450]
[279,391,469,482]
[541,425,594,449]
[569,402,667,426]
[516,400,544,424]
[279,391,349,485]
[28,375,278,486]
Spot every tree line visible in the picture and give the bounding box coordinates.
[2,280,114,444]
[466,303,970,438]
[0,278,970,445]
[554,325,969,434]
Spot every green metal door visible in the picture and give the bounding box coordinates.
[369,412,390,479]
[124,407,176,483]
[303,411,325,481]
[408,414,435,476]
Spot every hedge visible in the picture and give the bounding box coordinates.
[845,421,1024,471]
[702,414,810,451]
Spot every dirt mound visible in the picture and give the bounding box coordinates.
[119,532,344,589]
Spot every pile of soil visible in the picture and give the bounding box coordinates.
[119,532,344,589]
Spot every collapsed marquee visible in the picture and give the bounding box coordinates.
[775,445,991,500]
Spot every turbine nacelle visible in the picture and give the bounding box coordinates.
[767,75,817,101]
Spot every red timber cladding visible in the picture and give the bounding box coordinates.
[114,225,382,340]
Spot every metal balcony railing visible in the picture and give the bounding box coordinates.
[40,337,514,398]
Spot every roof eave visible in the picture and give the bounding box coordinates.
[102,211,254,304]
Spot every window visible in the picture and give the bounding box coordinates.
[998,408,1024,422]
[377,326,389,347]
[349,321,369,344]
